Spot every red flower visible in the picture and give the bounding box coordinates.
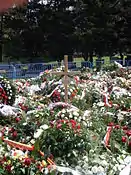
[108,122,114,127]
[43,78,47,81]
[50,121,54,128]
[49,154,54,160]
[56,123,62,129]
[5,165,12,172]
[50,110,54,115]
[121,136,127,143]
[15,117,21,123]
[122,126,128,130]
[77,124,81,130]
[19,103,22,106]
[12,131,17,138]
[21,105,28,111]
[70,120,77,125]
[128,141,131,147]
[126,130,131,137]
[70,120,77,129]
[9,127,15,133]
[115,125,120,129]
[24,158,31,166]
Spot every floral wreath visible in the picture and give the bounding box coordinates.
[0,78,16,105]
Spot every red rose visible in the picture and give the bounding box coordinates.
[56,123,62,129]
[121,136,127,143]
[122,126,128,130]
[126,130,131,137]
[5,165,12,172]
[50,121,54,128]
[128,141,131,147]
[15,117,21,123]
[115,125,120,129]
[24,158,31,166]
[70,120,77,125]
[108,122,114,127]
[12,131,17,138]
[9,127,15,133]
[77,124,81,130]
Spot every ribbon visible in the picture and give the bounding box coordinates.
[103,93,112,107]
[103,126,113,147]
[3,138,34,151]
[2,138,55,166]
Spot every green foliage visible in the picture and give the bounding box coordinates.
[1,0,131,62]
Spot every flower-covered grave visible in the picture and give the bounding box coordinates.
[0,65,130,175]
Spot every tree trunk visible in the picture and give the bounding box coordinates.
[84,52,88,61]
[0,15,3,62]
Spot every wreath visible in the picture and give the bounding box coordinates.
[0,78,16,105]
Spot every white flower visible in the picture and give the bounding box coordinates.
[106,112,114,116]
[91,166,98,174]
[74,117,77,120]
[23,123,27,126]
[61,114,65,118]
[57,89,61,93]
[83,156,88,163]
[0,132,3,137]
[62,109,66,113]
[70,89,73,92]
[61,92,65,96]
[77,118,81,122]
[117,113,124,121]
[40,124,49,130]
[69,114,72,118]
[118,164,125,171]
[82,116,86,121]
[34,129,43,139]
[101,160,108,167]
[117,157,124,164]
[97,166,105,173]
[44,168,49,174]
[73,111,79,117]
[89,149,94,154]
[30,139,35,144]
[97,102,105,107]
[124,156,131,164]
[85,170,93,175]
[68,92,71,95]
[113,165,118,171]
[83,121,87,126]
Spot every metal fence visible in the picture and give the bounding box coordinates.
[0,60,131,79]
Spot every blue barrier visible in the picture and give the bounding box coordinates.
[0,60,130,79]
[81,61,92,68]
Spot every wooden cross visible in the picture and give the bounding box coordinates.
[51,55,80,103]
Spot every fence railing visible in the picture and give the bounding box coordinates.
[0,60,130,79]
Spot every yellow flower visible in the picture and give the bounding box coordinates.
[41,160,47,167]
[7,160,11,164]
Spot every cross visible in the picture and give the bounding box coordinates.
[51,55,80,103]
